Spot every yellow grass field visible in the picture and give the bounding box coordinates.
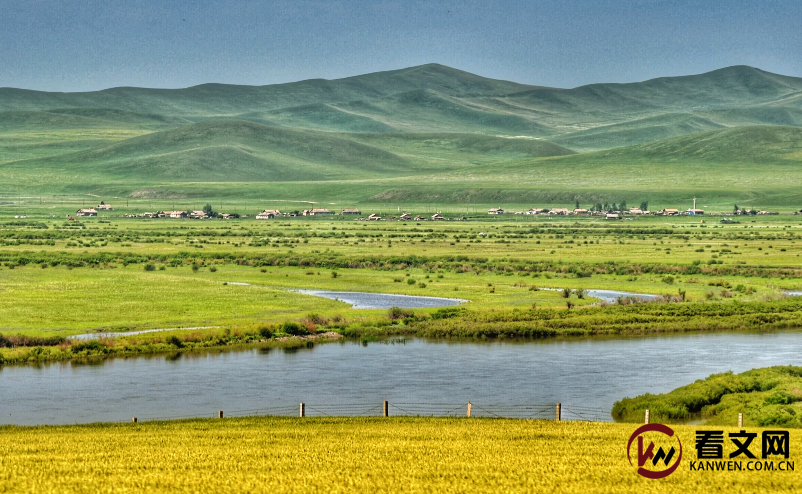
[0,417,798,493]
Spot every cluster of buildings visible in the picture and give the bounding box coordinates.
[488,206,664,218]
[487,206,763,218]
[123,210,237,219]
[254,208,451,221]
[255,208,336,219]
[356,213,448,221]
[74,203,113,217]
[68,201,781,221]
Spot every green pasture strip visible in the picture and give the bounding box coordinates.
[2,215,802,267]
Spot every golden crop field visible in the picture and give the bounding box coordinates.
[0,417,798,493]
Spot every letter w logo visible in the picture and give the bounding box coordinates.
[639,437,676,466]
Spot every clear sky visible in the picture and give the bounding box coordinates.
[2,0,800,92]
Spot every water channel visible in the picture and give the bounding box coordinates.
[3,331,801,426]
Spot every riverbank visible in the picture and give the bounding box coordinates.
[0,416,796,493]
[4,297,802,365]
[613,366,802,427]
[0,330,342,366]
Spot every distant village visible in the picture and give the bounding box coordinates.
[69,201,782,221]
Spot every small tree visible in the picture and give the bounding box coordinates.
[202,203,216,218]
[619,200,627,211]
[575,200,580,210]
[640,201,648,211]
[734,204,740,214]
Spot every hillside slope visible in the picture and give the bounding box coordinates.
[564,125,802,164]
[12,120,416,182]
[2,64,802,147]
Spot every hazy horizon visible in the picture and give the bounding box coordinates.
[2,0,800,92]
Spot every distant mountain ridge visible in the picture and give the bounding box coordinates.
[2,64,802,150]
[3,64,802,207]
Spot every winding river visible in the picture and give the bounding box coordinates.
[3,331,801,425]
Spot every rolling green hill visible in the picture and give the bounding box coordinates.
[13,120,419,182]
[2,64,802,142]
[244,104,398,133]
[2,64,802,208]
[550,113,726,151]
[552,125,802,165]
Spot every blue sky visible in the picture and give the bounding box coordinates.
[2,0,800,91]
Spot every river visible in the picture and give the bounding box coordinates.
[2,331,801,425]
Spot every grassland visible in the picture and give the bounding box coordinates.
[2,213,802,364]
[0,417,798,493]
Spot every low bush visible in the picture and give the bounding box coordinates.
[281,321,309,336]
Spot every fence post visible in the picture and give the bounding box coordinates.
[738,412,743,428]
[467,402,472,418]
[556,403,561,421]
[645,409,650,424]
[300,402,305,418]
[132,417,137,423]
[218,410,223,419]
[383,400,389,417]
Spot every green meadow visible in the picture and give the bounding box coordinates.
[3,63,802,364]
[2,212,802,364]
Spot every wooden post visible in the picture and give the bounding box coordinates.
[645,409,650,424]
[132,417,137,423]
[300,402,305,418]
[738,412,743,428]
[467,402,472,418]
[218,410,223,419]
[383,400,389,417]
[556,403,561,421]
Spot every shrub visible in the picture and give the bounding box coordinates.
[209,266,217,272]
[661,276,675,284]
[191,265,199,272]
[765,391,798,405]
[407,278,416,285]
[259,327,274,338]
[306,313,329,325]
[70,340,107,353]
[331,271,338,278]
[431,307,465,320]
[388,307,414,320]
[166,335,184,348]
[417,282,427,288]
[143,263,156,271]
[282,321,309,336]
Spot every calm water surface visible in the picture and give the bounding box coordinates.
[2,331,801,425]
[294,290,467,309]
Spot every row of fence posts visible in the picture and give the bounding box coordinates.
[131,402,568,422]
[132,406,748,425]
[643,409,745,427]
